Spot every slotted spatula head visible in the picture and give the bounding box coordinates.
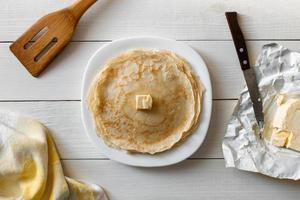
[10,0,97,77]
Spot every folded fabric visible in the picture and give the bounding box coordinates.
[0,111,108,200]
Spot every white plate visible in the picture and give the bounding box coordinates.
[81,36,212,167]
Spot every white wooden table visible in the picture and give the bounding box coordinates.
[1,0,300,199]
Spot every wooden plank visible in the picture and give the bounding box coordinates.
[3,40,300,100]
[3,0,300,41]
[0,100,236,159]
[62,159,300,200]
[0,42,101,101]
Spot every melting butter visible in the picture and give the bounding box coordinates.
[136,94,152,110]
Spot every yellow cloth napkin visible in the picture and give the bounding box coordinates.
[0,111,108,200]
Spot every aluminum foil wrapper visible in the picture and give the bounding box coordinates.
[223,43,300,180]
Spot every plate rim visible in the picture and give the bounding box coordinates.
[81,36,212,167]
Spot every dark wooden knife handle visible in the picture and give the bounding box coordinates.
[225,12,250,71]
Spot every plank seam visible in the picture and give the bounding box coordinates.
[2,39,300,44]
[0,100,81,102]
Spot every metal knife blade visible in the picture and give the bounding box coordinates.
[243,69,264,127]
[225,12,264,131]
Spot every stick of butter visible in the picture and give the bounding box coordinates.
[264,95,300,152]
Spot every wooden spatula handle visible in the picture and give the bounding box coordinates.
[68,0,97,22]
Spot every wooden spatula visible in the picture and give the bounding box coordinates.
[10,0,97,77]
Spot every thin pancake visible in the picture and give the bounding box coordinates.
[88,49,204,154]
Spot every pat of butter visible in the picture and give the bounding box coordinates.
[136,95,152,110]
[270,131,290,147]
[286,132,300,151]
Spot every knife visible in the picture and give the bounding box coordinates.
[225,12,264,133]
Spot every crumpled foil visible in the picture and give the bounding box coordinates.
[223,43,300,180]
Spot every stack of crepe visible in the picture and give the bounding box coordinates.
[88,49,204,154]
